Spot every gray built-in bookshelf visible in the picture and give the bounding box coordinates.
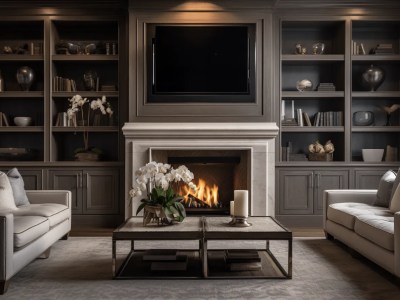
[276,17,400,226]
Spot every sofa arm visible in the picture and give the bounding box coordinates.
[323,189,377,229]
[395,212,400,277]
[0,212,14,281]
[26,190,71,208]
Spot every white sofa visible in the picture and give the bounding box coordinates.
[323,189,399,278]
[0,190,71,294]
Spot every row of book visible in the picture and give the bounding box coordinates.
[352,41,366,55]
[54,112,76,127]
[53,76,78,92]
[283,110,343,127]
[0,112,10,126]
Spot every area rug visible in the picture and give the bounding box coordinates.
[3,237,399,299]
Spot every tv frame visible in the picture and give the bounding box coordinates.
[146,23,256,103]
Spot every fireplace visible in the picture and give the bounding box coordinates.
[150,150,250,215]
[122,122,279,219]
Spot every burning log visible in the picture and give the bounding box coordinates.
[183,194,211,208]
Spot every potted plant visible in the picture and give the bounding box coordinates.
[67,94,113,160]
[129,162,197,226]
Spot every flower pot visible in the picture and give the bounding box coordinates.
[143,205,172,226]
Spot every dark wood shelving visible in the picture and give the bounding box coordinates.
[281,126,344,132]
[0,126,44,132]
[352,55,400,61]
[282,91,344,98]
[52,126,119,132]
[0,55,44,61]
[52,55,118,61]
[281,54,345,61]
[352,91,400,97]
[52,91,119,97]
[0,91,44,98]
[352,126,400,132]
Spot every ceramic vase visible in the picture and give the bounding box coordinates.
[361,65,385,92]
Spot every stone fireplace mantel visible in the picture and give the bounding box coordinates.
[122,122,279,219]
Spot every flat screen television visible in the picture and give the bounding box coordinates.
[147,24,256,103]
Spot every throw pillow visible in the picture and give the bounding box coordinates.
[374,170,396,207]
[0,171,17,211]
[390,167,400,201]
[7,168,30,206]
[389,183,400,213]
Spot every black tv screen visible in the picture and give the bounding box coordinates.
[147,24,256,103]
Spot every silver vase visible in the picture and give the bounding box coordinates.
[16,66,35,91]
[361,65,385,92]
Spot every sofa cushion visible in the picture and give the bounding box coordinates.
[13,203,69,227]
[0,171,17,211]
[7,168,30,206]
[389,183,400,213]
[390,167,400,201]
[374,170,396,207]
[354,215,394,251]
[14,216,49,248]
[327,202,390,229]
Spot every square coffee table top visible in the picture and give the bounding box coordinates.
[113,216,204,240]
[204,216,292,240]
[113,216,291,241]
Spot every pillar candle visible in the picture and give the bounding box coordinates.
[230,201,235,216]
[233,190,248,217]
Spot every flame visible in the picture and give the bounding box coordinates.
[179,178,219,208]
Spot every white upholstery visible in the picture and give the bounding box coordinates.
[13,204,69,227]
[0,190,71,291]
[323,189,399,278]
[327,202,391,230]
[13,216,49,248]
[354,215,394,251]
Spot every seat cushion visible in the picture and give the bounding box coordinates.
[14,216,49,248]
[327,202,390,230]
[13,203,70,227]
[354,215,394,251]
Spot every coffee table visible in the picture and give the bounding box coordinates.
[112,216,204,279]
[203,216,292,279]
[112,216,292,279]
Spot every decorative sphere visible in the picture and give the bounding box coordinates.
[361,65,385,92]
[16,66,35,91]
[296,79,313,92]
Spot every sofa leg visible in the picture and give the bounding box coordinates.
[60,233,69,240]
[38,247,51,259]
[0,280,9,295]
[324,231,334,240]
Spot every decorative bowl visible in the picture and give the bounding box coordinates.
[296,79,313,92]
[14,116,32,126]
[362,149,384,162]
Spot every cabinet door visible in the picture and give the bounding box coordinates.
[48,170,83,214]
[314,170,349,214]
[354,169,388,189]
[279,170,314,215]
[83,169,119,214]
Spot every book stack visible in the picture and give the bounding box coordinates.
[142,250,188,272]
[371,44,393,55]
[317,83,336,91]
[100,84,117,92]
[225,250,262,271]
[282,118,297,126]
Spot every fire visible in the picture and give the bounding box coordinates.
[179,178,220,208]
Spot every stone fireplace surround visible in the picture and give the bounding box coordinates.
[122,122,278,219]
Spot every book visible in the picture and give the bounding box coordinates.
[296,108,303,126]
[228,261,262,271]
[303,112,312,126]
[151,260,188,271]
[226,250,260,260]
[143,250,178,261]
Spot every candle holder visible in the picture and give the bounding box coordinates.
[229,217,252,227]
[228,216,236,225]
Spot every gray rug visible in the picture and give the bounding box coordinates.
[3,237,399,299]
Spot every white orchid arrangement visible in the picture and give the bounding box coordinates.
[67,94,113,152]
[129,161,197,223]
